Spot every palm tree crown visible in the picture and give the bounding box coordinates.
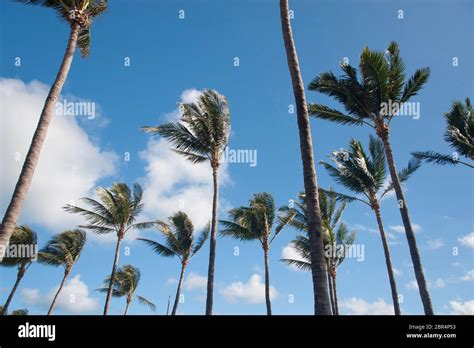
[39,229,86,270]
[0,226,37,268]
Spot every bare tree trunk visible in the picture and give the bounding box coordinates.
[279,0,331,315]
[0,23,81,261]
[373,203,402,315]
[166,295,171,315]
[47,268,70,315]
[124,296,131,316]
[1,263,27,315]
[172,263,187,316]
[205,165,219,315]
[380,132,434,315]
[326,266,335,315]
[104,237,123,315]
[263,245,272,315]
[332,274,339,315]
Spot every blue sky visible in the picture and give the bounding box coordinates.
[0,0,473,315]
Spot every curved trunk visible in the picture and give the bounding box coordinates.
[373,203,402,315]
[47,268,70,315]
[0,23,81,261]
[104,237,123,315]
[380,133,434,315]
[124,295,132,316]
[172,263,187,316]
[1,263,27,315]
[263,245,272,315]
[205,165,219,315]
[279,0,331,315]
[326,265,335,315]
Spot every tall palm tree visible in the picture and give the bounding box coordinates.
[0,0,108,261]
[39,229,87,315]
[279,190,355,315]
[141,89,230,315]
[308,41,434,314]
[64,182,154,315]
[413,97,474,169]
[318,136,422,315]
[137,212,209,316]
[279,0,331,315]
[220,193,288,315]
[98,265,156,315]
[0,226,37,315]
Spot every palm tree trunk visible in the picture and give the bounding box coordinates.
[172,263,187,316]
[380,132,434,315]
[279,0,331,315]
[373,203,402,315]
[1,263,27,315]
[326,266,335,315]
[205,165,219,315]
[263,245,272,315]
[104,237,123,315]
[0,22,81,261]
[124,296,131,316]
[331,274,339,315]
[47,268,70,315]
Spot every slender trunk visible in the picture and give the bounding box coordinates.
[373,203,402,315]
[0,23,81,261]
[326,266,335,315]
[124,295,131,316]
[279,0,331,315]
[104,237,123,315]
[47,267,70,315]
[380,132,434,315]
[263,245,272,315]
[166,295,171,315]
[205,165,219,315]
[172,262,187,316]
[332,274,339,315]
[1,263,27,315]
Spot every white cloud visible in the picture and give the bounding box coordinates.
[449,300,474,315]
[405,280,419,290]
[138,89,230,230]
[21,274,99,313]
[0,78,117,231]
[389,224,422,234]
[352,224,378,234]
[340,297,394,315]
[433,278,446,288]
[460,270,474,282]
[281,243,307,272]
[426,239,444,250]
[393,267,402,277]
[184,272,207,291]
[219,274,278,304]
[458,232,474,249]
[166,277,178,286]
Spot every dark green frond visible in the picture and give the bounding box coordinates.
[400,68,430,103]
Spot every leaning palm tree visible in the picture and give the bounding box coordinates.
[279,0,331,315]
[38,229,87,315]
[220,193,289,315]
[0,226,37,315]
[318,136,422,315]
[412,97,474,169]
[279,190,355,315]
[0,0,108,261]
[141,89,230,315]
[64,182,154,315]
[137,212,209,316]
[98,265,156,315]
[308,41,434,314]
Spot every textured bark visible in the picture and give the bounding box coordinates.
[326,266,335,315]
[172,262,187,316]
[124,295,131,316]
[0,23,81,261]
[47,268,70,315]
[205,165,219,315]
[104,237,123,315]
[331,275,339,315]
[381,133,434,315]
[1,263,27,315]
[373,203,402,315]
[279,0,331,315]
[263,245,272,315]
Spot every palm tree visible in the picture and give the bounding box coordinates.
[0,226,37,315]
[412,97,473,169]
[220,193,289,315]
[141,89,230,315]
[279,0,331,315]
[279,190,355,315]
[0,0,108,261]
[308,41,434,314]
[63,182,154,315]
[318,136,422,315]
[137,212,209,316]
[98,265,156,315]
[0,306,29,316]
[39,229,87,315]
